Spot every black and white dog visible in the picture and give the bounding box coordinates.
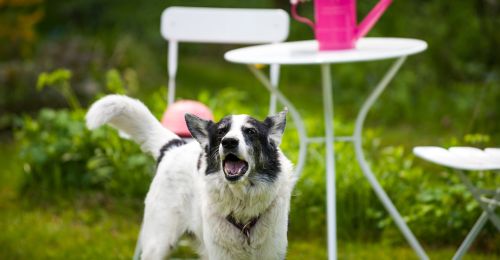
[86,95,297,260]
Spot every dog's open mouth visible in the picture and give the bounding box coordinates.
[223,154,248,181]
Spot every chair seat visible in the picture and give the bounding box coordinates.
[413,146,500,171]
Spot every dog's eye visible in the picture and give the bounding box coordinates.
[244,128,257,136]
[218,127,227,136]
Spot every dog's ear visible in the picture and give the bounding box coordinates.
[265,108,287,146]
[185,113,212,147]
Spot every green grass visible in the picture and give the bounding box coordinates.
[0,204,138,259]
[1,141,499,259]
[1,204,498,260]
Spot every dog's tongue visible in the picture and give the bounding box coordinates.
[224,160,246,175]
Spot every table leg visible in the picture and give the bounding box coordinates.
[248,65,309,177]
[353,56,429,260]
[321,63,337,260]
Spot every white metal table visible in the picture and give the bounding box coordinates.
[225,37,428,260]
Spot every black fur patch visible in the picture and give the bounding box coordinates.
[243,118,281,183]
[156,139,187,167]
[197,152,203,171]
[205,116,231,175]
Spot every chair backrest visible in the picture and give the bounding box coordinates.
[161,7,289,44]
[160,7,289,109]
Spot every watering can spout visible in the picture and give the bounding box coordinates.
[356,0,392,39]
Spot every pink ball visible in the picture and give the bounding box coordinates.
[161,100,214,137]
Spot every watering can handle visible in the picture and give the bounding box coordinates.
[290,1,315,30]
[356,0,392,39]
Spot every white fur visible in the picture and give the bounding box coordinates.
[86,95,297,260]
[86,95,177,158]
[220,115,251,169]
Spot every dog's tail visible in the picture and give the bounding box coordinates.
[86,94,180,158]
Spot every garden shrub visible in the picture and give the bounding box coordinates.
[16,108,153,199]
[16,69,154,200]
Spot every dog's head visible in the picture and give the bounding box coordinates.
[185,110,287,184]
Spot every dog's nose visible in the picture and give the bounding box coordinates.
[221,138,239,149]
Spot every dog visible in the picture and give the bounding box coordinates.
[86,95,297,260]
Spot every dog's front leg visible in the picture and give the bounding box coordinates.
[139,174,190,260]
[139,203,188,260]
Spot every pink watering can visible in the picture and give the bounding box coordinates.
[291,0,392,50]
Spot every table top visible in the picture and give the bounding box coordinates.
[225,37,427,65]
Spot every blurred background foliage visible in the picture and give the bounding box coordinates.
[1,0,499,259]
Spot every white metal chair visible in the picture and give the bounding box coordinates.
[133,7,289,259]
[413,146,500,260]
[161,6,290,115]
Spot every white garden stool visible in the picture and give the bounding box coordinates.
[413,146,500,260]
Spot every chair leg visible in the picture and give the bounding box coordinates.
[452,212,489,260]
[452,173,500,260]
[457,171,500,230]
[167,41,178,106]
[268,64,280,115]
